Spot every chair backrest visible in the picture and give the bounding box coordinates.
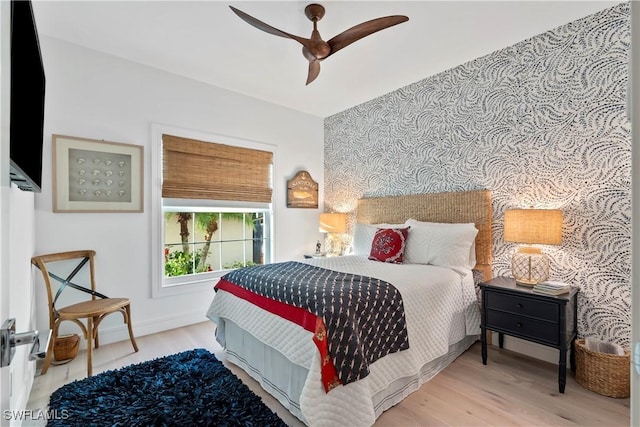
[31,250,103,326]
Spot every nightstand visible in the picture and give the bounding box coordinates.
[479,276,578,393]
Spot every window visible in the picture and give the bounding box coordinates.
[151,127,274,297]
[162,207,270,286]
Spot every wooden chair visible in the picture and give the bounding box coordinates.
[31,250,138,376]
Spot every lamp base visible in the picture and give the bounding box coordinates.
[324,233,344,256]
[514,277,540,287]
[511,247,550,286]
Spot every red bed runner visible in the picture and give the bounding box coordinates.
[215,278,341,392]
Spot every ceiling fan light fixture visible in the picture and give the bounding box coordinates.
[229,3,409,85]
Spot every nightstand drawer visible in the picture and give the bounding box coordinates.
[486,309,559,345]
[485,291,558,322]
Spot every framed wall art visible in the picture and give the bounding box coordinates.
[52,134,144,212]
[286,170,318,208]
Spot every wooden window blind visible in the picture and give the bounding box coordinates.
[162,134,273,203]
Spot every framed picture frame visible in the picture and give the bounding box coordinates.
[52,134,144,213]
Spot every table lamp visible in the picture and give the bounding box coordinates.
[504,208,562,286]
[319,212,347,255]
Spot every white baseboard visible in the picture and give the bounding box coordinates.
[76,310,210,349]
[490,332,567,365]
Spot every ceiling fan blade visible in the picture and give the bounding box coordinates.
[229,6,311,47]
[327,15,409,57]
[306,60,321,86]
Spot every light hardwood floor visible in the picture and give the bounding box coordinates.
[26,321,629,427]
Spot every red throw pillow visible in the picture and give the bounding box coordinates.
[368,227,410,264]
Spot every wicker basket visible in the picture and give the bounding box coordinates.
[574,338,630,398]
[54,334,80,362]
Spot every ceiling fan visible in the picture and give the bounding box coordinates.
[229,4,409,85]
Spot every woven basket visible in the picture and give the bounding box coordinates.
[574,338,630,398]
[54,334,80,362]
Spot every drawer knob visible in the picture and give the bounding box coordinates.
[516,303,523,309]
[516,322,523,328]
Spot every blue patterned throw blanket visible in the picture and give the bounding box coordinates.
[220,261,410,386]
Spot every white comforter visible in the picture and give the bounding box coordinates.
[207,255,480,426]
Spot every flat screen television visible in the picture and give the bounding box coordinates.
[9,0,45,192]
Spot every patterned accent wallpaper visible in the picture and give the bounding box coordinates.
[324,4,631,347]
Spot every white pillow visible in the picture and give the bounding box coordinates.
[403,219,478,269]
[351,223,405,256]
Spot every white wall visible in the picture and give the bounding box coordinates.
[1,0,12,419]
[33,37,325,343]
[8,185,36,421]
[2,2,36,419]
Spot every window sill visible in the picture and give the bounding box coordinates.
[152,275,220,298]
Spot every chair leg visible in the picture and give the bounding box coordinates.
[125,304,139,352]
[87,317,93,377]
[93,315,100,349]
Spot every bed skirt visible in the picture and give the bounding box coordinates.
[220,319,478,425]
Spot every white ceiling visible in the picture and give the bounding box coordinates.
[32,1,620,118]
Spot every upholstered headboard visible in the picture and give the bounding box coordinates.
[356,190,492,280]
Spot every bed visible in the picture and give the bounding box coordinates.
[207,190,492,426]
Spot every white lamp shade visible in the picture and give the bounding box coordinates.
[319,213,346,233]
[504,209,562,245]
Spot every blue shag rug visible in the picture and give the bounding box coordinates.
[48,348,287,426]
